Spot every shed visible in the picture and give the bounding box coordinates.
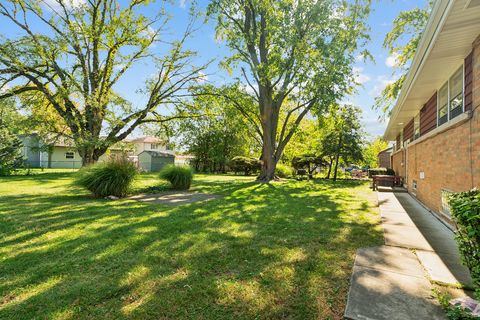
[138,150,175,172]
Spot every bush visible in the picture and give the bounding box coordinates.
[159,165,193,190]
[75,157,137,197]
[448,189,480,298]
[276,163,294,178]
[229,156,261,176]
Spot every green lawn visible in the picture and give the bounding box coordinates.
[0,172,382,320]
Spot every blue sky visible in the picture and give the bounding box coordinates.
[1,0,428,140]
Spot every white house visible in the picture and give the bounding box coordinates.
[19,134,176,169]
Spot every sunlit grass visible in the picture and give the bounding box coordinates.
[0,172,382,319]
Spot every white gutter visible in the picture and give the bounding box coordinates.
[383,0,454,140]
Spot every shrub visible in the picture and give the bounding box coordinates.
[75,157,137,197]
[229,156,261,176]
[276,163,294,178]
[159,165,193,190]
[448,189,480,298]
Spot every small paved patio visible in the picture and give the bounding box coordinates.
[345,191,473,320]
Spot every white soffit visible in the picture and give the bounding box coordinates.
[384,0,480,140]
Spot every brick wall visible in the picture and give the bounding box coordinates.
[391,150,405,178]
[402,35,480,221]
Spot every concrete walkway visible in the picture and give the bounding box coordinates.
[345,191,473,320]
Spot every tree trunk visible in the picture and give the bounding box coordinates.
[79,146,104,167]
[257,92,279,183]
[333,153,340,182]
[326,157,333,179]
[257,128,277,182]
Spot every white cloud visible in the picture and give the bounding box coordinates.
[385,52,400,68]
[353,67,370,84]
[179,0,188,8]
[196,71,208,83]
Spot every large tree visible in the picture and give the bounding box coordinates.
[320,104,365,181]
[208,0,371,181]
[0,0,206,165]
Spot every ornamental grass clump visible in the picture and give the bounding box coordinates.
[75,157,137,198]
[159,165,193,190]
[448,189,480,298]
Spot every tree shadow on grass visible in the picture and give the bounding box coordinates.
[0,179,382,320]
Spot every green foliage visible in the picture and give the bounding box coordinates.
[229,156,261,176]
[435,290,479,320]
[448,189,480,298]
[176,87,260,173]
[375,2,433,115]
[362,137,389,168]
[0,1,205,164]
[75,158,137,197]
[275,163,294,178]
[291,155,328,176]
[319,104,366,181]
[0,125,24,176]
[159,165,194,190]
[208,0,372,181]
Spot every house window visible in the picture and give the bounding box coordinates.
[437,66,464,126]
[151,144,158,150]
[441,189,453,217]
[438,83,448,126]
[414,114,420,139]
[65,152,75,159]
[449,67,463,119]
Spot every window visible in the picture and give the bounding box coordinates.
[449,67,463,119]
[65,152,75,159]
[414,114,420,139]
[441,189,453,217]
[438,83,448,126]
[151,144,158,150]
[438,66,464,126]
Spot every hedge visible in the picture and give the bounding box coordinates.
[448,189,480,298]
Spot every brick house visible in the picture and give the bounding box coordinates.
[384,0,480,225]
[377,147,393,168]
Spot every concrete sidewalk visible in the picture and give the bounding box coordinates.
[345,191,473,320]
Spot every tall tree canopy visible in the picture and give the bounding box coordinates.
[176,87,260,173]
[0,0,206,165]
[374,1,432,115]
[320,104,365,181]
[208,0,371,181]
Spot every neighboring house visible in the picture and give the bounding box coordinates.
[377,147,393,169]
[131,136,168,154]
[384,0,480,225]
[19,135,176,170]
[138,150,175,172]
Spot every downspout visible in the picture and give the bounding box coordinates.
[405,142,408,189]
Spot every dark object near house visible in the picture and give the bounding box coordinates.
[372,175,403,190]
[368,168,395,178]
